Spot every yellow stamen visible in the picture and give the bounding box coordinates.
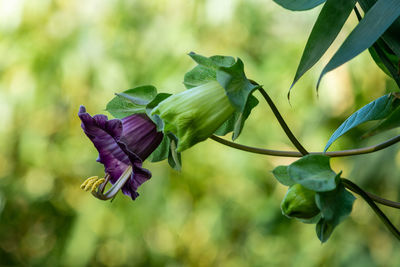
[80,176,98,191]
[91,178,105,192]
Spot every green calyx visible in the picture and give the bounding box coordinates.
[184,52,259,140]
[281,184,320,219]
[151,81,235,152]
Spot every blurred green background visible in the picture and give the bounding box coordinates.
[1,0,400,266]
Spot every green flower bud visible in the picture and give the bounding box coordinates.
[281,184,320,219]
[152,81,235,152]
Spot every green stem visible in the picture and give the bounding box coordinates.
[210,135,301,157]
[341,178,400,240]
[210,134,400,158]
[340,177,400,209]
[257,87,309,155]
[364,192,400,209]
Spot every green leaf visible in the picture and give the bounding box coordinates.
[183,52,235,89]
[184,52,236,89]
[217,59,259,113]
[368,39,400,84]
[273,0,326,11]
[146,93,172,131]
[148,135,170,162]
[288,155,338,192]
[354,6,400,88]
[316,218,334,243]
[324,94,400,151]
[117,86,157,105]
[357,0,378,13]
[183,65,216,89]
[382,21,400,57]
[318,0,400,87]
[364,104,400,138]
[291,0,357,89]
[232,96,259,140]
[167,134,181,171]
[358,0,400,57]
[315,183,356,242]
[106,96,145,119]
[188,52,235,70]
[214,95,259,140]
[149,129,185,165]
[272,166,295,186]
[106,85,158,118]
[316,184,356,222]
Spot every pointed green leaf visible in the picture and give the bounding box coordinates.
[232,95,259,140]
[168,134,182,171]
[183,65,216,89]
[188,52,235,70]
[316,218,334,243]
[291,0,357,89]
[148,135,170,162]
[318,0,400,87]
[106,85,158,118]
[214,95,259,140]
[146,93,172,131]
[381,22,400,57]
[106,96,145,118]
[184,53,236,89]
[315,183,356,242]
[316,184,356,223]
[358,0,400,57]
[116,85,157,105]
[217,59,259,113]
[273,0,326,11]
[357,0,378,13]
[324,94,400,151]
[364,104,400,138]
[354,5,400,88]
[368,39,400,85]
[288,155,337,192]
[272,166,295,186]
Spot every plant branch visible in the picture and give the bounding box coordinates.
[255,85,309,155]
[210,134,400,158]
[210,135,301,157]
[364,192,400,209]
[341,177,400,209]
[341,178,400,240]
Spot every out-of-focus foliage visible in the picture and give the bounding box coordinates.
[286,0,400,90]
[1,0,400,266]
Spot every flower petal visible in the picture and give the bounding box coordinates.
[79,106,163,200]
[119,114,164,160]
[79,106,133,183]
[121,163,152,200]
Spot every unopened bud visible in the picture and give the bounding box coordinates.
[281,184,320,219]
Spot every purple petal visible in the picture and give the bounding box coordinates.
[119,114,164,160]
[79,106,162,200]
[121,163,152,200]
[79,106,135,183]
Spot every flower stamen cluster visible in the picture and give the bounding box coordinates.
[80,176,106,192]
